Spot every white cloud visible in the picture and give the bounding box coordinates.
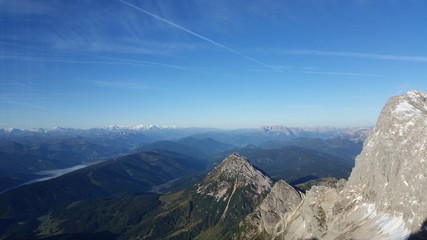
[0,54,189,71]
[304,71,383,77]
[0,99,48,111]
[119,0,281,72]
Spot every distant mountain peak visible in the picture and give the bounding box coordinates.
[104,124,177,131]
[196,154,272,201]
[219,153,251,171]
[257,125,372,143]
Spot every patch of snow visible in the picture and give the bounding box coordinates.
[359,203,410,240]
[376,213,409,239]
[394,101,417,114]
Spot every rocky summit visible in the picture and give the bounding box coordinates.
[196,153,272,201]
[191,153,274,239]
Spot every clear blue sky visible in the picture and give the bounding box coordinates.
[1,0,426,129]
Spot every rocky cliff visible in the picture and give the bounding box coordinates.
[238,180,304,239]
[241,90,427,239]
[348,90,427,233]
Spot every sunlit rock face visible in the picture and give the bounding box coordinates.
[196,153,272,201]
[241,90,427,240]
[348,90,427,233]
[237,180,304,239]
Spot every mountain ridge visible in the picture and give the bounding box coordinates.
[0,150,206,219]
[1,91,425,239]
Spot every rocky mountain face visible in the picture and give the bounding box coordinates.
[197,153,272,200]
[193,154,273,238]
[348,90,427,233]
[241,90,427,239]
[238,180,304,239]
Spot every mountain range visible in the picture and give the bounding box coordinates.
[0,124,368,192]
[2,90,426,239]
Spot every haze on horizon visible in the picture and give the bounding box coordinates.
[1,0,426,129]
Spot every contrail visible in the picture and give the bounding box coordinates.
[285,49,427,63]
[119,0,281,72]
[1,54,253,80]
[0,55,187,69]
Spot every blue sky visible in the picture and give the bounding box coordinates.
[1,0,426,129]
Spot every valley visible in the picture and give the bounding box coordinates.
[0,91,426,239]
[0,126,366,239]
[2,1,426,238]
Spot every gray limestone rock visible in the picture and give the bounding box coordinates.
[196,153,272,201]
[238,180,304,239]
[241,90,427,239]
[348,90,427,233]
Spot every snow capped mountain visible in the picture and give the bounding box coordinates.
[259,125,371,142]
[0,124,200,143]
[104,124,177,131]
[1,124,177,135]
[2,128,23,134]
[0,124,371,148]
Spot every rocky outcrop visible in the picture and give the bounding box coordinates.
[238,180,304,239]
[283,184,410,239]
[196,153,272,201]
